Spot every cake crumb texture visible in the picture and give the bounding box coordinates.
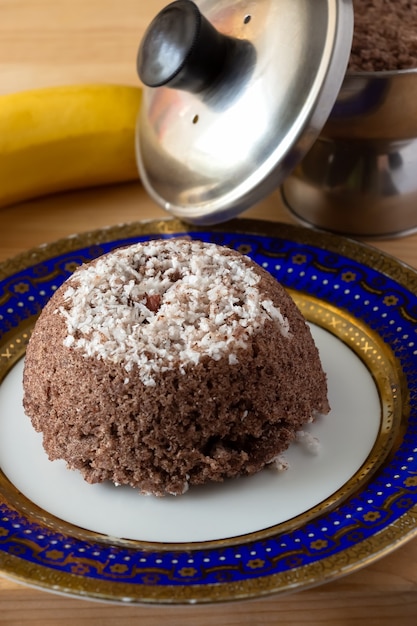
[349,0,417,71]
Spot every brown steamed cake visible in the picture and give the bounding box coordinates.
[23,239,330,496]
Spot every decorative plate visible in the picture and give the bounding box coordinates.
[0,218,416,605]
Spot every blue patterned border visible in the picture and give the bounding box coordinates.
[1,220,417,601]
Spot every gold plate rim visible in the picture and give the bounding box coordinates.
[0,217,416,604]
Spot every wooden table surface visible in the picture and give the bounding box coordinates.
[2,1,417,624]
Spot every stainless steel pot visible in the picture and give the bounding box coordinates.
[282,69,417,238]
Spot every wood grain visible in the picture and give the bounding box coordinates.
[0,0,166,95]
[1,1,417,623]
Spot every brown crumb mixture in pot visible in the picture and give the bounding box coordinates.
[349,0,417,71]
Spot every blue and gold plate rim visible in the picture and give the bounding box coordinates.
[0,218,417,605]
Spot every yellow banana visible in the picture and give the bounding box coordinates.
[0,84,142,208]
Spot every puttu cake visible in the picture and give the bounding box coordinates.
[23,238,330,496]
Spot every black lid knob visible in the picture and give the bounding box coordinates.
[137,0,232,94]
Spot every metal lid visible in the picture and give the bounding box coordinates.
[136,0,353,225]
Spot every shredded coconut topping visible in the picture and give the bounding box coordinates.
[269,455,289,472]
[296,430,321,455]
[57,239,290,386]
